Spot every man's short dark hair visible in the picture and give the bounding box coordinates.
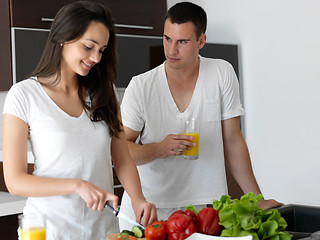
[165,2,207,39]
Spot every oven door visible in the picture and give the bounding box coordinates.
[11,27,49,84]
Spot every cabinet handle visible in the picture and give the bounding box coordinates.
[114,24,153,30]
[41,18,54,22]
[41,18,153,30]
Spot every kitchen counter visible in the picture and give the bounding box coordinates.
[0,191,26,217]
[0,150,31,216]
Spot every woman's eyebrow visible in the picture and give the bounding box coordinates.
[85,38,108,47]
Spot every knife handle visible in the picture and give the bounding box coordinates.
[105,202,119,216]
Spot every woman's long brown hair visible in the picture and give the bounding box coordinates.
[29,1,121,137]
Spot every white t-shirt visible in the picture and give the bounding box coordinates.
[121,56,244,208]
[3,78,118,240]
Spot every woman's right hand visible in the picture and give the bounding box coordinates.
[74,179,119,212]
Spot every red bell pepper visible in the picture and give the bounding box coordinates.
[184,209,197,223]
[196,208,222,236]
[168,209,196,223]
[167,211,197,240]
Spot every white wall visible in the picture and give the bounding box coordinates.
[1,0,319,205]
[167,0,320,205]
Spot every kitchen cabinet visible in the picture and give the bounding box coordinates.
[0,0,12,91]
[10,0,166,35]
[0,0,167,90]
[0,213,20,240]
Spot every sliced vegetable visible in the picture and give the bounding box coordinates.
[120,230,135,236]
[132,225,144,238]
[115,234,137,240]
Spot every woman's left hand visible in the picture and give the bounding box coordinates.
[132,198,157,227]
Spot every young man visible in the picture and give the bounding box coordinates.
[119,2,282,229]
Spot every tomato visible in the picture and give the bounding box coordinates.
[152,220,168,230]
[145,222,167,240]
[115,235,137,240]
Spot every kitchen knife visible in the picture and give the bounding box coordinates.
[105,202,145,230]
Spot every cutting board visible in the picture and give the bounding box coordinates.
[106,233,147,240]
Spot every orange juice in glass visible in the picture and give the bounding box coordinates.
[182,118,200,160]
[19,214,46,240]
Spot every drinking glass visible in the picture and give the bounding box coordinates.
[19,213,46,240]
[182,118,200,160]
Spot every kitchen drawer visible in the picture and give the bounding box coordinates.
[10,0,166,36]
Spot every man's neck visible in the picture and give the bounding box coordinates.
[165,57,200,84]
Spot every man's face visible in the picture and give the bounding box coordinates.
[163,19,206,71]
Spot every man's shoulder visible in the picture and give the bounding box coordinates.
[201,56,232,68]
[131,63,164,85]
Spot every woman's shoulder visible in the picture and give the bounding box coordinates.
[9,78,39,94]
[5,78,42,106]
[14,77,38,88]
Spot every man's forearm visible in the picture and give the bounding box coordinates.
[127,141,161,165]
[224,135,262,196]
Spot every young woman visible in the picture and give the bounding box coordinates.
[2,1,157,239]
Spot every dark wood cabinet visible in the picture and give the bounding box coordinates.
[10,0,166,35]
[0,0,167,91]
[0,0,12,91]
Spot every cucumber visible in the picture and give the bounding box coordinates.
[132,225,144,238]
[120,230,135,236]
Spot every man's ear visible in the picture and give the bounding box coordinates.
[198,33,207,50]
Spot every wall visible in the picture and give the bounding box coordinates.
[167,0,320,205]
[1,0,319,205]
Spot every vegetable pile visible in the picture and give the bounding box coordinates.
[117,193,292,240]
[212,193,292,240]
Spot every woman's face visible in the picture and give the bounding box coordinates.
[61,21,110,77]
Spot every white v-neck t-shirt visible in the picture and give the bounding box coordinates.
[3,78,118,240]
[120,56,244,208]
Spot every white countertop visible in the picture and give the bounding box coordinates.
[0,191,26,217]
[0,150,31,216]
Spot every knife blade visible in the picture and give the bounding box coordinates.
[105,202,145,230]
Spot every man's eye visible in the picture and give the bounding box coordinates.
[179,40,187,44]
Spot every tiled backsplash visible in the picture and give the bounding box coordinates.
[0,88,126,151]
